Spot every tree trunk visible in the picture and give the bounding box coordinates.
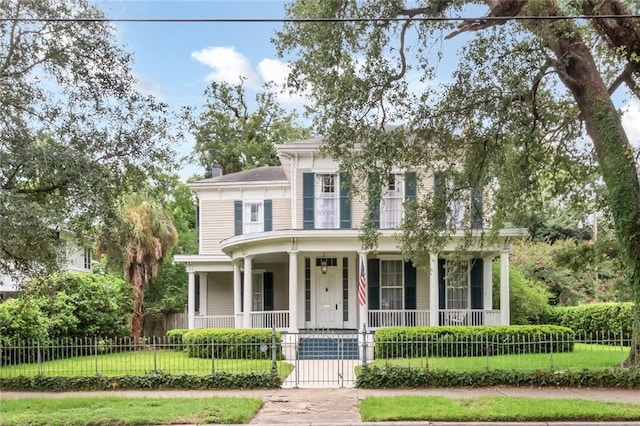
[530,0,640,366]
[130,264,145,343]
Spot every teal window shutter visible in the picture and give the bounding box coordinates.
[234,200,243,236]
[368,172,380,229]
[367,258,380,310]
[470,258,483,310]
[404,260,416,310]
[404,172,417,201]
[303,173,314,229]
[339,172,351,229]
[438,258,446,311]
[471,188,483,230]
[264,272,274,311]
[264,199,272,232]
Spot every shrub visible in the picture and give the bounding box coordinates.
[374,325,575,359]
[166,329,188,350]
[356,365,640,389]
[182,329,281,360]
[492,263,550,324]
[541,303,634,339]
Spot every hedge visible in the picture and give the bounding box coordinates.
[166,329,189,351]
[0,371,281,391]
[541,303,634,339]
[356,365,640,389]
[374,325,575,359]
[182,328,281,359]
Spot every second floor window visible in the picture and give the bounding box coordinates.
[381,174,404,229]
[244,202,263,234]
[315,174,339,228]
[83,247,92,270]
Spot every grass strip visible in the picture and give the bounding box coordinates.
[360,395,640,422]
[1,396,262,425]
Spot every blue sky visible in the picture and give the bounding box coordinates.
[99,1,640,181]
[100,0,297,179]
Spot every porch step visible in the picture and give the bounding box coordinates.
[297,337,359,360]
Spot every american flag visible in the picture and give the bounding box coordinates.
[358,255,367,306]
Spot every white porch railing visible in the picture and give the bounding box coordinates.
[368,310,431,328]
[369,309,503,328]
[194,315,235,329]
[250,310,289,329]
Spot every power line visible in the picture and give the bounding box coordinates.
[0,15,639,23]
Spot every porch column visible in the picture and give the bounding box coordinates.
[499,250,510,325]
[198,273,208,316]
[233,260,242,328]
[358,251,368,330]
[288,250,299,332]
[187,272,195,329]
[429,252,439,327]
[483,256,493,311]
[243,255,253,329]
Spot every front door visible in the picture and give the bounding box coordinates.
[315,269,342,328]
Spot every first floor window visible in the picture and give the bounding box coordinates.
[253,272,264,311]
[244,202,263,233]
[380,260,403,310]
[445,260,469,310]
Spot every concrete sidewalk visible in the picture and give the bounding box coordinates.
[3,387,640,425]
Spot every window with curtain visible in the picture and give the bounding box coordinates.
[252,272,264,311]
[380,259,403,310]
[445,260,469,309]
[315,174,338,228]
[243,202,263,233]
[381,174,404,229]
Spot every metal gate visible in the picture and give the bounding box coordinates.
[280,331,366,388]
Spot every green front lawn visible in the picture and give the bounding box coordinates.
[1,396,262,426]
[0,350,294,379]
[368,343,628,371]
[360,396,640,422]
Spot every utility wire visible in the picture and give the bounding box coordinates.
[1,15,639,23]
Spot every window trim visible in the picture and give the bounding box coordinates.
[314,173,340,229]
[379,258,404,310]
[243,201,264,233]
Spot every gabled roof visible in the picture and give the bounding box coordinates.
[191,166,287,185]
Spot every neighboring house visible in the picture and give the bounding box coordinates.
[175,136,526,332]
[0,231,94,299]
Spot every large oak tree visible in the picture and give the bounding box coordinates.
[276,0,640,365]
[0,0,179,279]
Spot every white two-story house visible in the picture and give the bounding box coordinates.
[175,136,526,332]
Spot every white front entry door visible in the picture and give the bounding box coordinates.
[315,269,342,328]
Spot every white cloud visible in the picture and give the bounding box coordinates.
[257,58,307,105]
[191,46,259,87]
[133,73,166,100]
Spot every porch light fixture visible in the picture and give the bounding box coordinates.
[320,253,329,274]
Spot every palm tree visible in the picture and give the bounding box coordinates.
[97,193,178,341]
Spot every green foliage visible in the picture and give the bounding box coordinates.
[373,326,575,359]
[510,240,629,305]
[0,371,282,391]
[0,272,131,342]
[183,329,281,360]
[356,366,640,389]
[542,303,634,339]
[494,264,550,324]
[0,0,179,278]
[189,79,311,176]
[166,329,189,350]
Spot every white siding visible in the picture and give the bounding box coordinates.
[200,199,234,254]
[272,198,291,231]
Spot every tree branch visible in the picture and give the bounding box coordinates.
[445,0,527,40]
